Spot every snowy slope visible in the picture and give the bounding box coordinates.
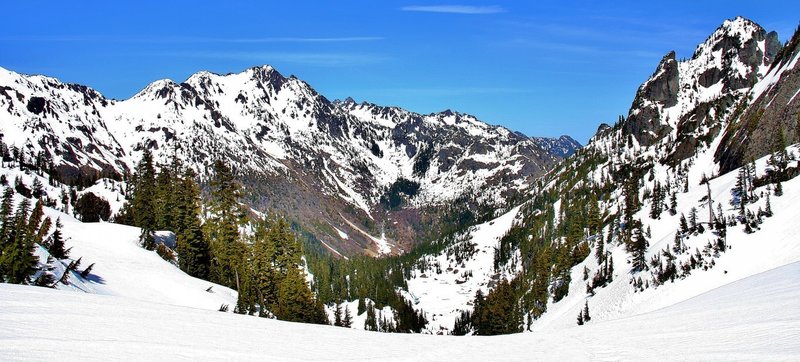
[405,206,522,332]
[0,163,236,310]
[49,210,237,310]
[533,145,800,331]
[1,260,798,360]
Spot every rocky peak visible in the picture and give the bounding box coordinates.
[622,18,780,150]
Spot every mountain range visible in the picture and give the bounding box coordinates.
[0,15,799,353]
[0,62,579,256]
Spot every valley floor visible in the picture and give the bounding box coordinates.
[2,260,798,361]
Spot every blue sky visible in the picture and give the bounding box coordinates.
[1,2,797,143]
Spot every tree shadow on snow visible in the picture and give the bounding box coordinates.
[84,273,106,285]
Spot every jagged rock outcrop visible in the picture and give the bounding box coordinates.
[622,17,781,162]
[716,26,800,173]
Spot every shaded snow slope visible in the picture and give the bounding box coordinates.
[1,260,798,360]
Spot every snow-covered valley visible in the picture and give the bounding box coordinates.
[1,258,798,360]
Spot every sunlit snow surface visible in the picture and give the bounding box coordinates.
[1,260,798,360]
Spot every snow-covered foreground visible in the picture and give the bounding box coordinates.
[1,260,798,360]
[41,206,237,311]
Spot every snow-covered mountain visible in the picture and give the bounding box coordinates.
[390,17,800,334]
[0,65,579,256]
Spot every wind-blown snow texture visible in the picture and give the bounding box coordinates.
[1,260,797,360]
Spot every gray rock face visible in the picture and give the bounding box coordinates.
[623,51,679,146]
[716,27,800,173]
[621,17,780,153]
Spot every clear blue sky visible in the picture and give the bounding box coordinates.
[1,1,797,143]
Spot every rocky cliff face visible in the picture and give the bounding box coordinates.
[622,17,781,165]
[0,65,579,256]
[716,26,800,173]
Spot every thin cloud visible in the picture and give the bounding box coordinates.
[401,5,505,14]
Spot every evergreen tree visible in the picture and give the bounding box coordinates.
[250,220,279,314]
[669,192,677,215]
[47,218,68,260]
[31,178,44,199]
[0,199,38,284]
[628,219,648,272]
[334,303,344,327]
[206,160,246,289]
[586,195,601,235]
[132,148,157,249]
[472,279,522,335]
[0,188,15,249]
[767,127,789,175]
[765,193,773,217]
[735,168,749,209]
[595,234,605,264]
[649,181,662,219]
[274,266,323,323]
[357,297,366,315]
[74,193,111,222]
[175,169,210,280]
[342,305,353,328]
[582,301,591,322]
[365,301,378,331]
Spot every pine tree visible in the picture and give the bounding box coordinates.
[669,192,677,215]
[628,219,648,272]
[250,220,279,314]
[47,218,68,260]
[31,178,44,199]
[767,127,789,175]
[577,310,584,325]
[365,301,378,331]
[649,181,662,219]
[586,195,601,235]
[0,199,39,284]
[0,188,15,252]
[583,301,591,322]
[175,169,209,280]
[595,234,605,264]
[735,168,749,209]
[274,266,320,323]
[765,193,773,217]
[357,297,366,315]
[472,279,522,335]
[679,213,688,234]
[342,305,353,328]
[334,303,344,327]
[206,160,246,289]
[132,148,157,249]
[688,207,698,232]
